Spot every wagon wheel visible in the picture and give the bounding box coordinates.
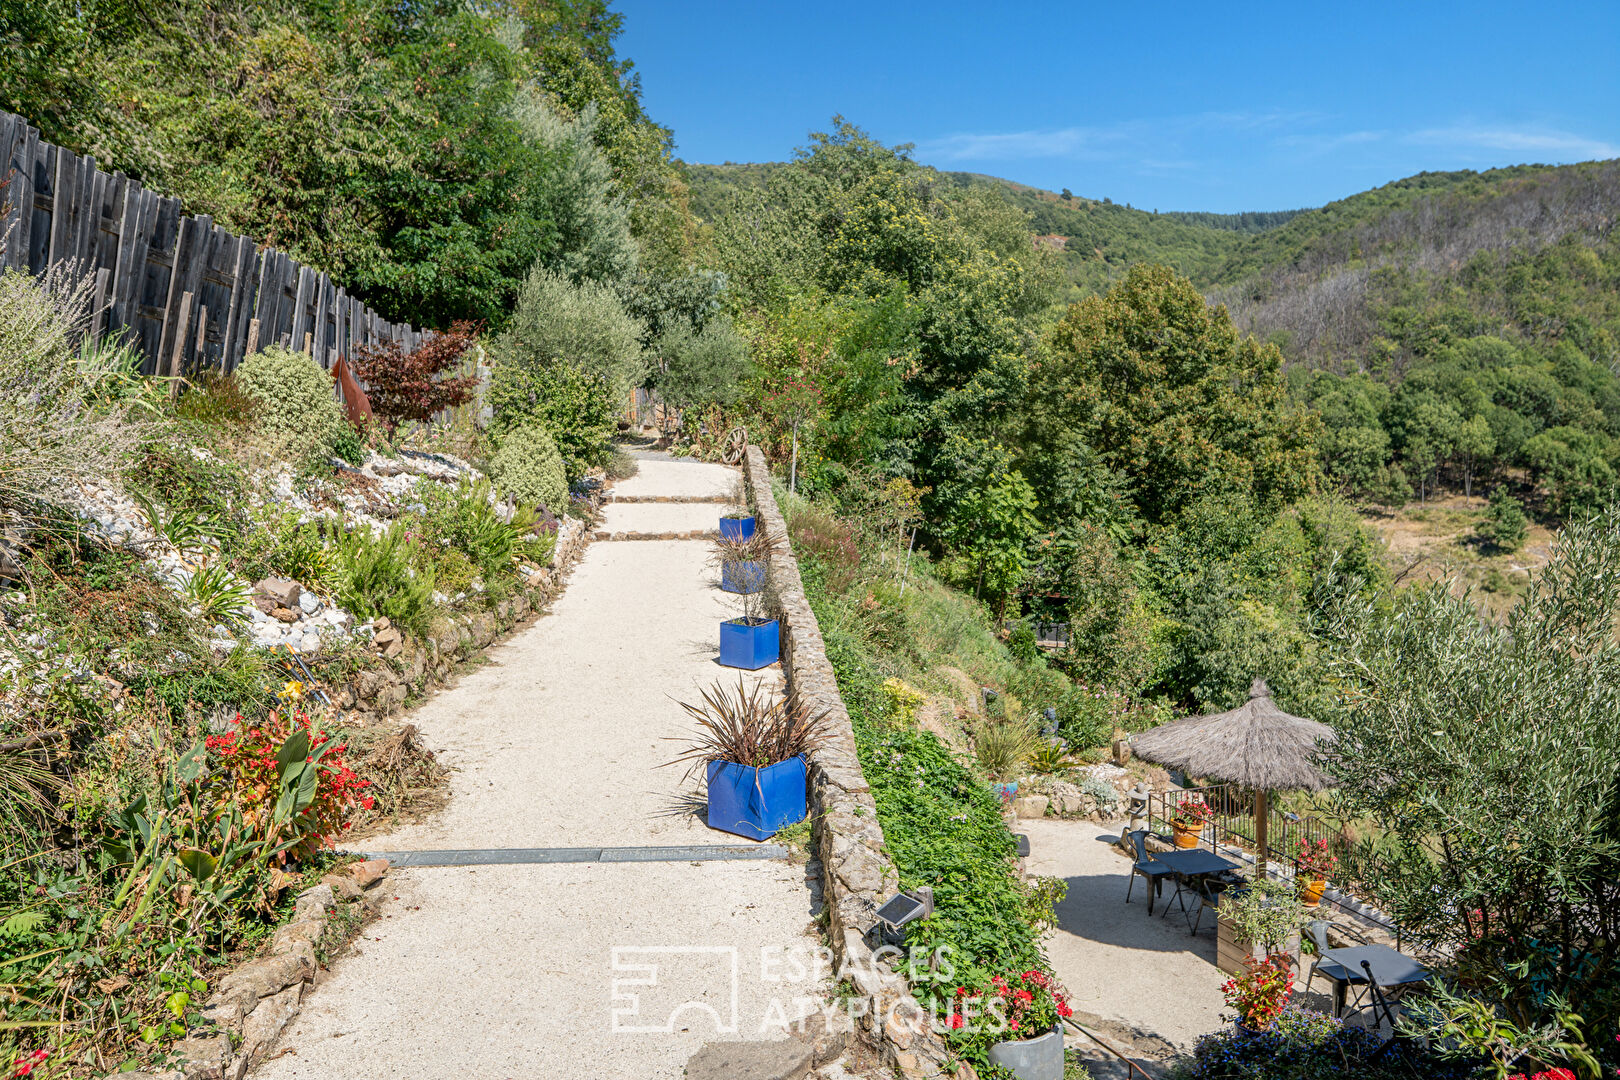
[720,426,748,465]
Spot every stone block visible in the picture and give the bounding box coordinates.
[170,1034,231,1080]
[1014,795,1050,819]
[684,1039,812,1080]
[235,982,303,1070]
[347,858,390,889]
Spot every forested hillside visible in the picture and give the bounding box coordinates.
[1,0,698,328]
[691,153,1620,524]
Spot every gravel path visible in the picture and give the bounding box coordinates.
[1022,818,1227,1052]
[259,459,824,1079]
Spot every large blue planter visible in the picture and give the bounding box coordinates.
[720,559,766,594]
[706,754,808,840]
[720,617,779,669]
[719,515,756,541]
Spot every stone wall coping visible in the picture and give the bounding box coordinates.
[743,447,952,1080]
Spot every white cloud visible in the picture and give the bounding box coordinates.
[917,111,1316,164]
[1406,125,1620,161]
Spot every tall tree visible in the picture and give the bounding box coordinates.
[1028,264,1319,525]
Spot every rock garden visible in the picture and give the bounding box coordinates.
[0,269,601,1078]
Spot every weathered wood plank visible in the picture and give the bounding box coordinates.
[222,235,254,371]
[46,143,73,268]
[155,215,194,372]
[290,264,315,351]
[13,125,39,271]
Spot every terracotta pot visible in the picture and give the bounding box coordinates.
[1300,878,1327,906]
[1172,821,1202,849]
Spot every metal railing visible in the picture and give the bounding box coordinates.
[1148,783,1401,942]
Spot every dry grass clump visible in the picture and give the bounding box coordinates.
[0,266,150,514]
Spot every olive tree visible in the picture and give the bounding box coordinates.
[1321,505,1620,1074]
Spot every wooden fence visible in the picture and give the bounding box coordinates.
[0,109,422,378]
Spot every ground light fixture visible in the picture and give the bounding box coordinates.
[865,886,935,948]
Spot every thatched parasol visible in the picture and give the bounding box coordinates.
[1130,678,1335,875]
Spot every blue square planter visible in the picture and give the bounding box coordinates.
[719,515,756,541]
[720,559,766,594]
[720,617,779,669]
[706,754,807,840]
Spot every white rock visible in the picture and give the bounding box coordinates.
[298,591,320,614]
[298,632,322,653]
[250,607,270,625]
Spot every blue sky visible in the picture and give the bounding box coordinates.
[617,0,1620,213]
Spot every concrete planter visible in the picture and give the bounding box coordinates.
[986,1026,1065,1080]
[1216,913,1300,976]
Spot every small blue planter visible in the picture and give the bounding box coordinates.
[720,617,779,669]
[719,515,756,541]
[991,781,1019,801]
[720,559,766,594]
[706,754,808,840]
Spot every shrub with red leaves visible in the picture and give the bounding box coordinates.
[352,320,482,433]
[205,709,373,860]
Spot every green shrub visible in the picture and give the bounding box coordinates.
[233,509,336,594]
[1476,488,1529,552]
[417,479,526,592]
[233,346,347,454]
[493,267,645,403]
[333,524,437,638]
[489,355,616,479]
[488,425,569,514]
[331,424,366,466]
[488,268,641,477]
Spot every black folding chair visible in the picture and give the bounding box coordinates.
[1304,921,1360,1015]
[1360,960,1401,1031]
[1123,830,1176,915]
[1188,875,1233,936]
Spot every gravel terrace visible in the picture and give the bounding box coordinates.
[258,458,824,1079]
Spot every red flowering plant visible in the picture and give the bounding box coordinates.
[1293,837,1338,880]
[204,707,373,861]
[1172,794,1216,830]
[1221,955,1295,1031]
[9,1049,48,1078]
[943,969,1073,1054]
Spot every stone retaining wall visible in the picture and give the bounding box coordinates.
[131,860,392,1080]
[742,448,952,1080]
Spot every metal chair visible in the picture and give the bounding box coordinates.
[1188,875,1233,936]
[1124,830,1177,915]
[1304,921,1361,1015]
